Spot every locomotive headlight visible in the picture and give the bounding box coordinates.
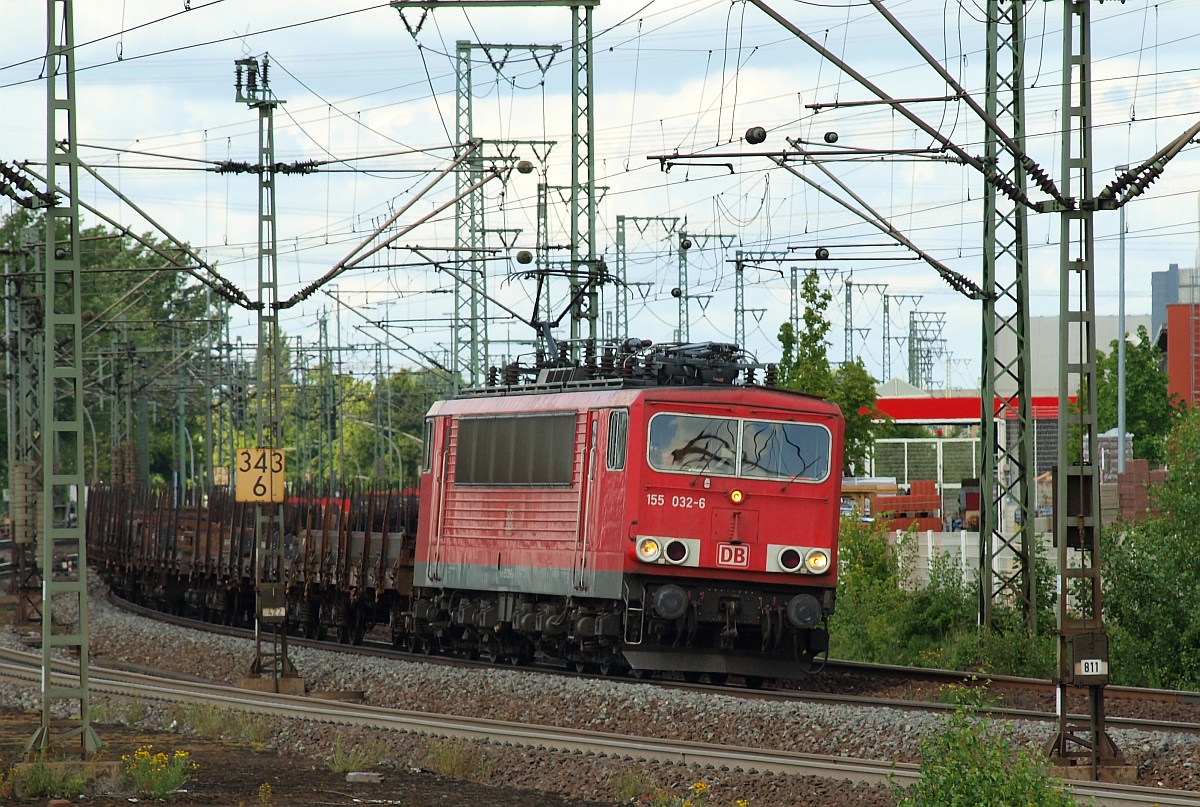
[664,539,689,564]
[805,548,830,574]
[729,489,745,504]
[637,537,663,562]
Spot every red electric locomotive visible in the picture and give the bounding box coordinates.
[403,342,844,681]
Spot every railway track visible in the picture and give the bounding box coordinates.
[104,593,1200,737]
[0,645,1194,807]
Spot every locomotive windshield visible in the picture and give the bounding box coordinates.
[647,415,738,475]
[740,420,830,481]
[648,413,830,482]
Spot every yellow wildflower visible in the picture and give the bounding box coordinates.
[692,781,709,795]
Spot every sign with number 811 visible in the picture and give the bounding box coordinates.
[234,448,286,503]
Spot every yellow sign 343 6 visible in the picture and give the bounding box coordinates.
[234,448,285,503]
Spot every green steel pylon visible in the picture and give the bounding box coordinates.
[29,0,101,756]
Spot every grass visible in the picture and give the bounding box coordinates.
[419,737,492,782]
[88,696,148,726]
[325,732,390,774]
[611,767,657,802]
[169,703,272,749]
[16,757,96,799]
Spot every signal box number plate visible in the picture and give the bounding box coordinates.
[1076,658,1108,677]
[235,448,286,504]
[717,543,749,568]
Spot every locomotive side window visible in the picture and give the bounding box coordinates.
[421,418,434,473]
[606,410,629,471]
[740,420,830,482]
[455,413,576,486]
[647,414,738,475]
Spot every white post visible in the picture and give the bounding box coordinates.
[960,529,969,584]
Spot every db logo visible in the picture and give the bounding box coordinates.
[717,543,749,568]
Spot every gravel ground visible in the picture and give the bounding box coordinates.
[3,584,1200,803]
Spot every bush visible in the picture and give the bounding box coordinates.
[831,514,1060,678]
[122,745,196,800]
[895,686,1076,807]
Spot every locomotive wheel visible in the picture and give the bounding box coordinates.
[478,637,501,664]
[630,669,652,680]
[505,640,532,666]
[335,624,351,644]
[597,659,617,677]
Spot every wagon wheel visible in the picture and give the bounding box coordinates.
[630,668,652,680]
[682,671,702,684]
[709,673,729,686]
[743,675,765,690]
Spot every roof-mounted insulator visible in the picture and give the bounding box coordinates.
[503,362,520,386]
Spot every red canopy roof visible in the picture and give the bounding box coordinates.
[870,396,1065,423]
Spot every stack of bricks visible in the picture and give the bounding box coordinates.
[1099,482,1119,527]
[1117,460,1152,523]
[876,479,942,532]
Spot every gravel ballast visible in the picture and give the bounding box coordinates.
[2,586,1198,804]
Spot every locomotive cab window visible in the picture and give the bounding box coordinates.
[455,412,575,486]
[606,410,629,471]
[647,412,831,483]
[740,420,830,482]
[421,418,434,473]
[647,414,738,475]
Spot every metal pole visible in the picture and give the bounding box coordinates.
[235,54,294,687]
[1117,167,1127,473]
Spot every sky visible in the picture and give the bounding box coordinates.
[2,0,1199,389]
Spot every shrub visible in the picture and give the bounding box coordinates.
[895,686,1075,807]
[122,745,196,800]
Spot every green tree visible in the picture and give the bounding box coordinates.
[777,269,881,474]
[1,209,222,491]
[1095,325,1180,466]
[1103,408,1200,688]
